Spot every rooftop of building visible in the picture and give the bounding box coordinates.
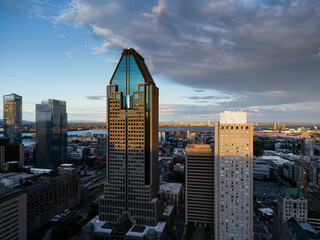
[186,144,212,149]
[160,182,182,194]
[258,208,273,216]
[260,155,281,160]
[85,215,166,238]
[0,187,23,205]
[163,204,174,216]
[126,221,166,238]
[280,187,304,198]
[285,218,320,240]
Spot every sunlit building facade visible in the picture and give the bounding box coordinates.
[35,99,67,169]
[214,111,253,240]
[99,48,162,226]
[3,93,22,144]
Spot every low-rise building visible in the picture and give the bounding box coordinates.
[283,218,319,240]
[253,159,271,180]
[160,182,182,213]
[273,187,308,240]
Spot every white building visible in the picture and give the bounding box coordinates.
[273,187,308,240]
[214,111,253,240]
[253,159,271,180]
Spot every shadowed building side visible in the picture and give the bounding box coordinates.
[185,144,215,227]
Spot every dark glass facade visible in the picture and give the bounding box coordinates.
[3,93,22,144]
[36,99,67,169]
[100,49,161,226]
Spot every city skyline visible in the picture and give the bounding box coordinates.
[1,0,320,123]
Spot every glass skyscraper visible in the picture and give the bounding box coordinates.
[35,99,67,169]
[3,93,22,144]
[100,48,162,226]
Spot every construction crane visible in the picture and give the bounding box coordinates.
[299,133,309,196]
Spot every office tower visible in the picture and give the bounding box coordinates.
[0,137,24,170]
[99,48,161,226]
[273,187,308,240]
[3,93,22,144]
[185,144,214,226]
[36,99,67,169]
[0,183,27,240]
[303,139,314,157]
[214,111,253,240]
[97,136,107,155]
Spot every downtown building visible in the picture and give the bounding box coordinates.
[3,93,22,144]
[83,49,168,240]
[35,99,67,169]
[185,144,215,226]
[1,94,24,170]
[214,111,253,240]
[273,187,308,240]
[0,182,27,240]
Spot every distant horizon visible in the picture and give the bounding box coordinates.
[1,119,320,125]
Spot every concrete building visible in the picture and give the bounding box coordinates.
[18,173,81,234]
[0,172,33,187]
[36,99,67,169]
[283,218,319,240]
[273,187,308,240]
[0,183,27,240]
[253,158,271,180]
[214,111,253,240]
[160,182,182,213]
[0,137,24,170]
[310,159,320,186]
[185,144,214,227]
[283,161,295,180]
[3,93,22,144]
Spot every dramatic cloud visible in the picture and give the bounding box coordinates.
[52,0,320,102]
[3,0,320,121]
[86,95,105,100]
[182,95,231,100]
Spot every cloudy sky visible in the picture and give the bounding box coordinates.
[1,0,319,122]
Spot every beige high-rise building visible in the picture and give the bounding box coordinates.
[214,111,253,240]
[185,144,214,226]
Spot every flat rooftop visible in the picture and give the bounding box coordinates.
[186,144,211,149]
[160,182,182,194]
